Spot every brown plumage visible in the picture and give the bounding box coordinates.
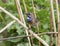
[26,12,38,28]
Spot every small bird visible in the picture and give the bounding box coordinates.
[26,12,37,28]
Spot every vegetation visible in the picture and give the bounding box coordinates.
[0,0,60,46]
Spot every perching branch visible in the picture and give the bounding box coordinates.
[0,7,49,46]
[0,20,15,33]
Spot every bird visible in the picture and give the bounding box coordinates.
[26,12,38,28]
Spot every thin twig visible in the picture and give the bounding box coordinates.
[55,0,60,46]
[55,0,59,22]
[50,0,57,46]
[0,32,58,41]
[0,35,31,41]
[39,32,58,35]
[0,20,15,33]
[31,0,36,18]
[23,0,27,13]
[31,0,41,46]
[49,3,53,46]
